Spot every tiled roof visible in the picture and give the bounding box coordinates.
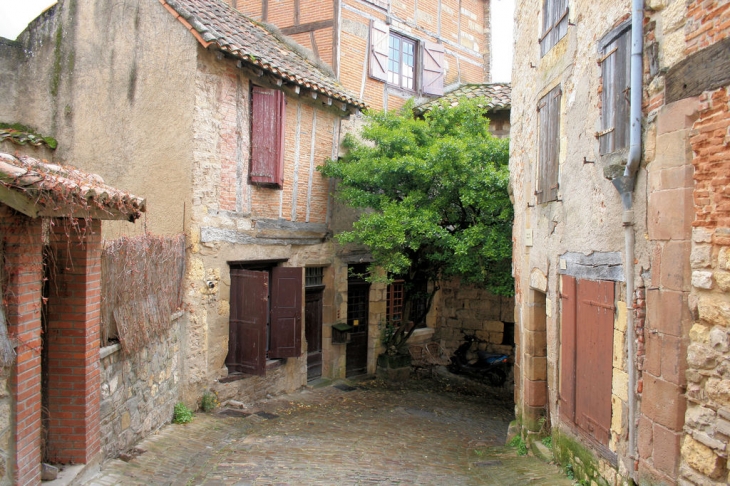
[161,0,366,110]
[0,153,145,221]
[414,83,511,115]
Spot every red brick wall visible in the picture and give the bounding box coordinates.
[686,1,730,55]
[45,218,102,464]
[1,205,43,485]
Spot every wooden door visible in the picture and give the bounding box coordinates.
[226,269,268,376]
[305,289,323,380]
[346,281,370,377]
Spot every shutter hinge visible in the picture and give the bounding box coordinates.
[595,127,614,138]
[597,46,618,65]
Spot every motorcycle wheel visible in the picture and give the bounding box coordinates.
[486,369,507,387]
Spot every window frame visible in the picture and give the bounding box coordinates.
[388,32,417,91]
[536,85,562,204]
[539,0,569,57]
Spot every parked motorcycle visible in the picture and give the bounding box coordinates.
[448,332,509,386]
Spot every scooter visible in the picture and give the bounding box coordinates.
[448,332,509,386]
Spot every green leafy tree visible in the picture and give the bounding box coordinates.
[319,97,513,353]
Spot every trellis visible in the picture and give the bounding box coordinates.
[101,234,185,353]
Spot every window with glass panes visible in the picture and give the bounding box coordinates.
[388,33,415,90]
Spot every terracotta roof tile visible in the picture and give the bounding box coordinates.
[414,83,511,115]
[161,0,366,110]
[0,153,145,221]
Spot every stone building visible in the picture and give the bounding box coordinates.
[510,0,730,484]
[0,0,363,482]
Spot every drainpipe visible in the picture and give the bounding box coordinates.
[611,0,643,477]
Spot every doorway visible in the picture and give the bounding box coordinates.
[346,264,370,377]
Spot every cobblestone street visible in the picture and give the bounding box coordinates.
[82,377,572,485]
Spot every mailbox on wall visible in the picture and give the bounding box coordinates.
[331,323,353,344]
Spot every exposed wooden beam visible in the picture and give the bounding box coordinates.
[280,19,334,36]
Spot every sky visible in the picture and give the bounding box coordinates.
[0,0,514,81]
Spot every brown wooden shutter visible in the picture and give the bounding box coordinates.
[559,275,577,422]
[600,29,631,154]
[540,0,569,57]
[250,86,286,187]
[575,279,614,446]
[422,41,444,95]
[269,266,303,358]
[226,269,268,376]
[369,20,389,82]
[537,86,560,204]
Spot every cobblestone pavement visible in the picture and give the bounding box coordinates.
[82,376,572,486]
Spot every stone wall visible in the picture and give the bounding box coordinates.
[99,316,183,459]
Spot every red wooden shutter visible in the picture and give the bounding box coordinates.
[269,267,303,358]
[575,279,614,446]
[559,275,577,422]
[369,20,389,82]
[226,269,268,376]
[422,41,444,95]
[250,86,286,187]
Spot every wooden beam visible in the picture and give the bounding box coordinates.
[666,37,730,104]
[280,19,334,36]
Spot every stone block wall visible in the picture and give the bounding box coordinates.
[433,277,514,356]
[99,317,183,460]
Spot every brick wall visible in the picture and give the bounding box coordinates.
[1,205,43,485]
[45,219,103,465]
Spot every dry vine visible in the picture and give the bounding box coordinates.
[101,234,185,354]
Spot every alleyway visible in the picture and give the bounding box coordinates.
[82,376,572,485]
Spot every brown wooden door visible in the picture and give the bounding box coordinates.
[346,281,370,377]
[269,267,303,359]
[226,269,268,376]
[559,276,614,446]
[305,289,323,380]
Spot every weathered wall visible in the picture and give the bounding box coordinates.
[8,0,197,238]
[183,45,343,401]
[679,1,730,484]
[0,364,8,486]
[99,316,183,459]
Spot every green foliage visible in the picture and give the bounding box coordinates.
[508,435,528,456]
[173,402,193,424]
[319,97,513,298]
[565,464,575,480]
[541,436,553,449]
[200,391,218,413]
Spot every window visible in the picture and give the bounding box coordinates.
[369,20,444,95]
[598,23,631,154]
[540,0,568,57]
[250,86,286,187]
[305,266,324,287]
[559,275,614,446]
[386,280,405,323]
[386,278,428,328]
[226,265,302,376]
[537,85,562,204]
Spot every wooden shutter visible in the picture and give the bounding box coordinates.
[250,86,286,187]
[226,269,268,376]
[269,266,303,358]
[540,0,569,57]
[422,41,445,95]
[369,20,389,82]
[599,29,631,154]
[537,86,561,204]
[559,275,577,422]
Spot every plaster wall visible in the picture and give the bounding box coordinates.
[7,0,197,238]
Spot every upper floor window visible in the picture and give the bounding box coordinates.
[598,23,631,154]
[369,20,444,95]
[250,85,286,188]
[388,33,416,90]
[540,0,568,57]
[537,85,562,204]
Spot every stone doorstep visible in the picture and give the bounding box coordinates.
[42,464,88,486]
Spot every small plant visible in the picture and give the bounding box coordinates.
[565,464,575,481]
[173,402,193,424]
[508,435,528,456]
[541,436,553,449]
[200,391,218,413]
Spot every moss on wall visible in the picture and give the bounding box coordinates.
[553,430,611,486]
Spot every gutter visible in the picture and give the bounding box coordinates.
[611,0,643,477]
